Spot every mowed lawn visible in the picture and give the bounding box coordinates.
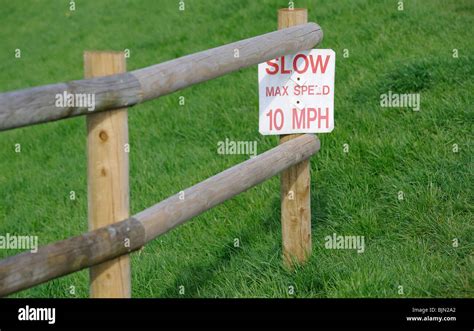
[0,0,472,298]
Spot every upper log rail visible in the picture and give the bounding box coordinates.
[0,134,320,297]
[0,23,323,131]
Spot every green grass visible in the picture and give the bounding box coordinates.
[0,0,472,298]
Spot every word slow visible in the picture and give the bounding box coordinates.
[0,233,38,253]
[217,138,257,157]
[55,91,96,111]
[324,233,365,253]
[18,305,56,325]
[265,54,331,75]
[380,91,420,111]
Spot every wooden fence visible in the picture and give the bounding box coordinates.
[0,9,323,297]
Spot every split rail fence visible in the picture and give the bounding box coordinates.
[0,9,323,297]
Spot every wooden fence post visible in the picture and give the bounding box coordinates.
[278,8,312,268]
[84,51,131,297]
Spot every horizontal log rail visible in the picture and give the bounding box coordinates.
[0,134,320,297]
[0,23,323,131]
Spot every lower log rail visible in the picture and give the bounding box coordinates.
[0,134,320,297]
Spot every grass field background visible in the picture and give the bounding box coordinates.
[0,0,472,298]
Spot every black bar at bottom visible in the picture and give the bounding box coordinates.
[0,298,471,330]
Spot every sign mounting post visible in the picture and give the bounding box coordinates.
[260,8,335,268]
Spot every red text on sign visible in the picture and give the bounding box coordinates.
[292,107,330,129]
[265,55,331,75]
[266,107,330,131]
[265,86,289,96]
[266,108,284,131]
[294,85,330,96]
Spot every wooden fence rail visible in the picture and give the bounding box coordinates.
[0,134,320,297]
[0,23,322,131]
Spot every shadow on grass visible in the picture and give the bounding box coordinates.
[160,170,331,297]
[161,213,274,298]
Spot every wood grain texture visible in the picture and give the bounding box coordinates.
[0,134,320,297]
[0,217,145,298]
[84,51,131,298]
[278,9,312,268]
[0,23,323,131]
